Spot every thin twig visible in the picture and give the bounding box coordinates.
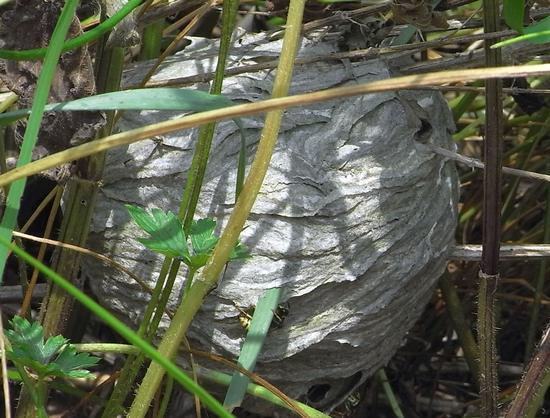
[134,29,517,89]
[11,231,155,296]
[450,244,550,260]
[426,144,550,184]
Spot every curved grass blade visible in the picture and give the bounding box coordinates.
[492,16,550,48]
[0,87,247,152]
[0,0,79,284]
[0,88,237,123]
[223,288,282,412]
[0,235,234,418]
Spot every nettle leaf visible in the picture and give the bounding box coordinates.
[6,316,66,365]
[126,204,189,259]
[127,206,250,270]
[186,218,250,270]
[48,346,100,379]
[190,218,219,255]
[185,218,219,270]
[5,316,99,379]
[230,242,250,261]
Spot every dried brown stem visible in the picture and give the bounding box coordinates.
[506,322,550,418]
[477,0,503,416]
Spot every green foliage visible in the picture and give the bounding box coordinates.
[126,205,249,271]
[503,0,524,32]
[0,88,238,125]
[126,205,188,259]
[224,288,282,411]
[5,316,100,379]
[523,16,550,44]
[495,2,550,48]
[0,0,81,285]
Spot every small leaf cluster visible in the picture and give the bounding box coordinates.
[126,205,249,271]
[5,316,99,379]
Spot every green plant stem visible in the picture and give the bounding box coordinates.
[126,0,306,415]
[526,187,550,359]
[199,368,331,418]
[450,81,482,121]
[10,362,46,418]
[105,1,240,414]
[34,380,47,417]
[100,259,181,418]
[439,272,480,387]
[0,0,144,60]
[156,377,174,418]
[0,235,230,418]
[139,20,163,60]
[0,0,79,285]
[74,343,140,354]
[179,0,240,229]
[184,268,196,295]
[377,369,405,418]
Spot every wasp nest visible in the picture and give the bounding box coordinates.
[84,31,459,414]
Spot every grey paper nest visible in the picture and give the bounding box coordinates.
[84,32,459,412]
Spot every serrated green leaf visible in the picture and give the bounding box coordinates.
[42,335,69,362]
[127,207,249,271]
[6,316,65,364]
[503,0,525,33]
[126,205,189,259]
[52,345,100,376]
[63,369,96,379]
[6,316,99,380]
[230,242,250,261]
[186,253,212,270]
[190,218,218,255]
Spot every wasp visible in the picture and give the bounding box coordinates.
[236,303,290,332]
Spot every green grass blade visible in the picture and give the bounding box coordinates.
[0,235,234,418]
[223,288,282,411]
[503,0,525,33]
[0,0,79,285]
[492,16,550,48]
[377,369,405,418]
[202,368,332,418]
[0,88,236,123]
[0,87,248,158]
